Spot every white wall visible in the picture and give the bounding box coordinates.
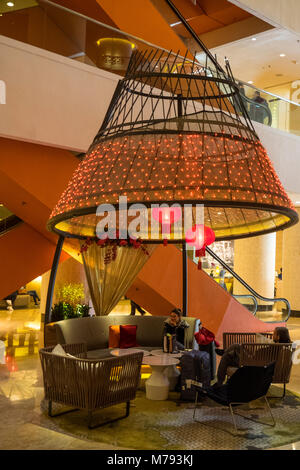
[229,0,300,37]
[0,34,119,152]
[1,34,300,197]
[253,121,300,195]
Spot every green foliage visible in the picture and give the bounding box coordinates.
[51,301,91,322]
[51,301,67,322]
[76,304,91,318]
[56,283,85,307]
[51,284,91,322]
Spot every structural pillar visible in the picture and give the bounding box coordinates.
[233,233,276,307]
[281,208,300,315]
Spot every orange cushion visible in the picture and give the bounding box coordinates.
[109,325,120,348]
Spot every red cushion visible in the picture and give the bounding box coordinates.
[119,325,138,349]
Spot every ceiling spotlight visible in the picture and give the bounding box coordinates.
[248,81,254,84]
[6,2,15,6]
[280,53,286,57]
[251,37,257,41]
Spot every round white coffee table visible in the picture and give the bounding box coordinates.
[150,349,183,390]
[142,355,179,400]
[151,349,183,358]
[110,348,150,357]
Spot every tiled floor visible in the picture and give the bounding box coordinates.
[0,306,299,450]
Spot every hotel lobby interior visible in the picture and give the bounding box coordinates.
[1,0,300,453]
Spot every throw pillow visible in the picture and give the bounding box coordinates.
[119,325,138,349]
[52,344,67,356]
[109,325,121,348]
[51,344,76,359]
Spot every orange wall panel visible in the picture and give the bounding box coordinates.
[0,223,68,299]
[97,0,188,54]
[0,137,78,210]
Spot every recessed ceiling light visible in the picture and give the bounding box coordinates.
[7,2,14,6]
[280,53,286,57]
[251,37,257,41]
[248,81,254,84]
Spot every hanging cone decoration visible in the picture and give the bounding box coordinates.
[48,48,298,242]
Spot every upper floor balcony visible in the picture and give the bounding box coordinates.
[0,0,299,197]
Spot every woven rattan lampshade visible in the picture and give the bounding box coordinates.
[48,49,298,241]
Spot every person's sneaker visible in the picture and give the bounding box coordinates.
[215,348,224,356]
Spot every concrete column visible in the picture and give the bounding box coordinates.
[281,208,300,313]
[233,233,276,306]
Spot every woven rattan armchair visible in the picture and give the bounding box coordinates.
[39,343,143,429]
[223,332,273,350]
[240,342,294,397]
[222,332,294,397]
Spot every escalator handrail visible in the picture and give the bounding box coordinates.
[0,214,22,235]
[239,93,272,126]
[232,294,258,315]
[205,246,291,322]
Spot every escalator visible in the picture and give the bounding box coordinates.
[126,245,286,345]
[205,246,290,322]
[0,205,22,236]
[234,84,272,126]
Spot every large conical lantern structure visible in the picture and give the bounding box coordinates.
[48,48,298,241]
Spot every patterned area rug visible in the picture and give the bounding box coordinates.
[33,386,300,450]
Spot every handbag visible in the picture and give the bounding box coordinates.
[194,327,220,347]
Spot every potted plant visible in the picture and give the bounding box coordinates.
[51,284,91,321]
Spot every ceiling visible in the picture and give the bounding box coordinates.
[0,0,37,14]
[206,28,300,90]
[158,0,252,36]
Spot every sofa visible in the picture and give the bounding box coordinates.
[0,294,31,309]
[49,315,201,360]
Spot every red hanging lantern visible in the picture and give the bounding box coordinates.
[186,224,215,269]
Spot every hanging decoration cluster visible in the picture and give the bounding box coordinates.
[80,231,150,265]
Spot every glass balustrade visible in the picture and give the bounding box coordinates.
[234,80,300,136]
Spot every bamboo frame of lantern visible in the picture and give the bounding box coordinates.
[46,34,298,326]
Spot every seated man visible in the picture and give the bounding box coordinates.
[27,290,40,305]
[214,327,291,388]
[20,286,40,305]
